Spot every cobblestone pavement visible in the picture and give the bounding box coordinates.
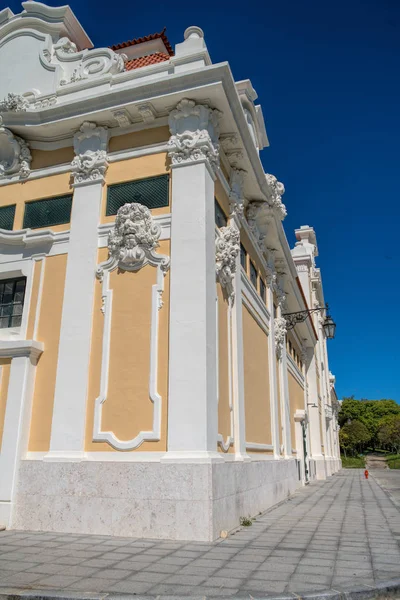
[0,469,399,598]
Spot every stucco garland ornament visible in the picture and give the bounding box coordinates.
[96,202,170,281]
[274,316,287,360]
[215,224,240,302]
[0,93,29,113]
[71,150,108,184]
[265,173,287,220]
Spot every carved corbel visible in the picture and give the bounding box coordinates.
[71,122,109,186]
[168,98,222,177]
[265,173,287,220]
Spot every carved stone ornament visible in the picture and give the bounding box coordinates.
[97,202,170,281]
[274,316,287,360]
[71,122,109,186]
[215,223,240,302]
[56,37,127,86]
[0,93,29,113]
[0,120,31,179]
[168,98,222,176]
[265,173,287,220]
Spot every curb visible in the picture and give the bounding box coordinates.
[0,579,399,600]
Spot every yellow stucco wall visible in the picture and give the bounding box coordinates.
[217,284,233,453]
[86,241,170,452]
[28,254,68,451]
[26,259,42,339]
[0,358,11,449]
[0,173,72,231]
[243,305,271,447]
[109,127,169,153]
[31,147,74,170]
[288,372,304,454]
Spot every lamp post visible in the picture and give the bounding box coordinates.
[282,304,336,339]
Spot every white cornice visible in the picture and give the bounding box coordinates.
[0,227,69,248]
[0,339,43,360]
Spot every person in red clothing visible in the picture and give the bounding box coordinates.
[364,469,369,479]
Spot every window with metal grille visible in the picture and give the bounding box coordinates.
[0,205,16,230]
[260,278,266,302]
[106,175,169,215]
[240,244,247,271]
[250,261,258,288]
[0,277,26,329]
[23,195,73,229]
[215,199,227,228]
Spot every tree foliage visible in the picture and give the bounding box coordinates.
[339,420,371,456]
[378,415,400,453]
[339,397,400,451]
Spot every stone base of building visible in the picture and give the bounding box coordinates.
[309,456,341,481]
[12,458,299,541]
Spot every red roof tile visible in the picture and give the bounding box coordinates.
[111,28,174,57]
[125,52,170,71]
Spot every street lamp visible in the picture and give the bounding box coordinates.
[283,304,336,339]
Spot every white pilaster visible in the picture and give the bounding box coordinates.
[228,175,248,461]
[47,122,109,460]
[305,346,325,478]
[165,99,221,461]
[0,341,43,525]
[267,281,280,459]
[276,302,292,458]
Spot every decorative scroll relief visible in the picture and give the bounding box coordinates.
[52,37,127,86]
[265,173,287,220]
[71,122,109,186]
[274,316,287,360]
[168,98,222,175]
[0,120,31,179]
[94,202,170,451]
[215,224,240,304]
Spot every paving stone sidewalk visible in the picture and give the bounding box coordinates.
[0,469,399,598]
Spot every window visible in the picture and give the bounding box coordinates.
[289,340,292,354]
[250,261,258,288]
[260,279,266,302]
[106,175,169,216]
[215,199,227,228]
[240,244,247,270]
[23,195,73,229]
[0,277,26,329]
[0,205,16,230]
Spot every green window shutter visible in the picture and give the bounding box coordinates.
[23,195,73,229]
[106,175,169,216]
[0,205,16,230]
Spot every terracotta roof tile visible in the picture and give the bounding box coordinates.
[111,28,174,56]
[125,52,170,71]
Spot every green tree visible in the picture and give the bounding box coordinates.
[339,398,400,450]
[378,415,400,453]
[339,420,371,457]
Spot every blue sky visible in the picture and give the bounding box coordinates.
[8,0,399,401]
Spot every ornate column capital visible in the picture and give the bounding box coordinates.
[168,98,222,178]
[0,118,31,180]
[71,121,109,187]
[274,316,287,360]
[215,223,240,303]
[265,173,287,220]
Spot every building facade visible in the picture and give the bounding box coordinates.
[0,2,341,541]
